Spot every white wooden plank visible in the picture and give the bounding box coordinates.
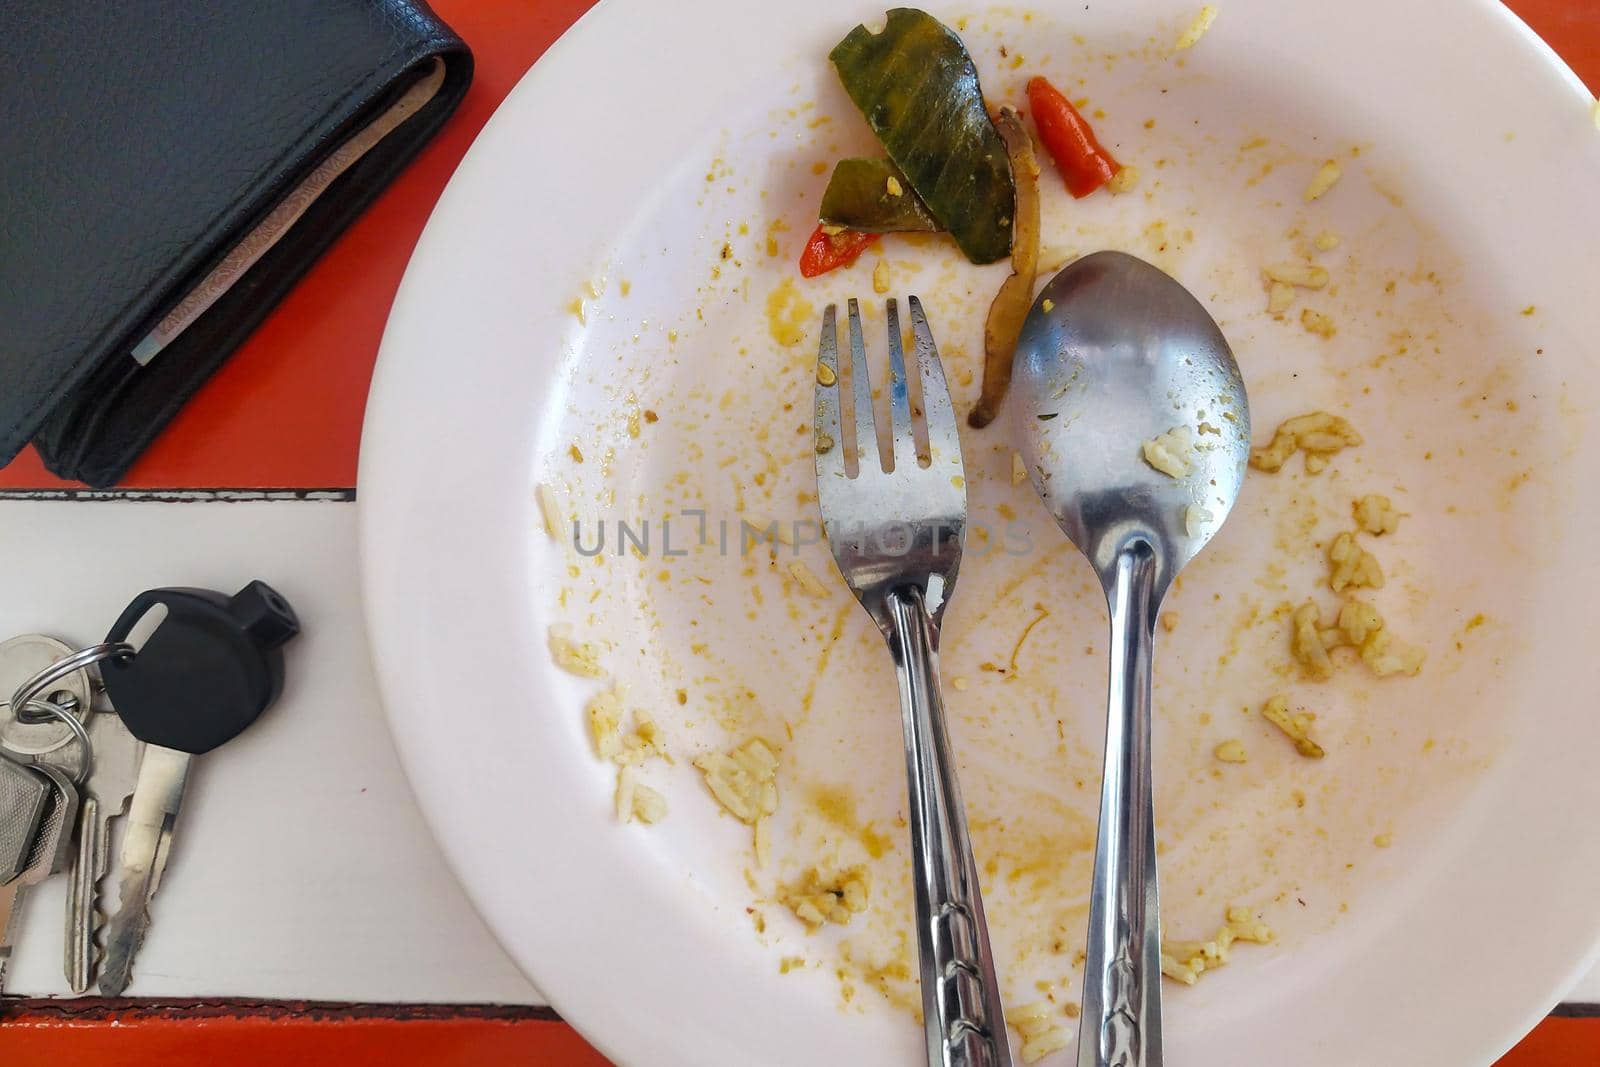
[0,500,539,1003]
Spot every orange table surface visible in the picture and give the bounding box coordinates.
[1,999,1598,1065]
[3,0,1599,1064]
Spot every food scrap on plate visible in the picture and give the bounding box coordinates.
[827,8,1015,265]
[971,105,1040,428]
[797,7,1140,426]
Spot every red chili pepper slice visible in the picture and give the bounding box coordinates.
[798,224,880,278]
[1026,76,1120,199]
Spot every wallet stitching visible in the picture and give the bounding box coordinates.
[3,25,465,452]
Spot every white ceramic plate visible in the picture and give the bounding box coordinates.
[360,2,1600,1063]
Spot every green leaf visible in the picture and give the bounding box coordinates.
[829,8,1014,264]
[818,158,941,232]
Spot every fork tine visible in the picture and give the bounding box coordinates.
[908,296,963,479]
[884,298,917,472]
[814,304,845,484]
[846,298,879,473]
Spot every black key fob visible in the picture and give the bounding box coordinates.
[101,581,300,754]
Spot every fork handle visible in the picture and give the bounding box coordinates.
[1079,543,1164,1067]
[886,587,1012,1067]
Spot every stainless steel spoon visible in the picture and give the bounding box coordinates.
[1010,250,1251,1067]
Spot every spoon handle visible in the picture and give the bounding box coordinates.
[886,587,1012,1067]
[1080,544,1165,1067]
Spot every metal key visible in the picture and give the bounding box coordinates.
[0,763,80,992]
[65,710,143,992]
[0,635,94,761]
[96,581,299,995]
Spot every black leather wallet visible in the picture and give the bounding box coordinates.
[0,0,473,485]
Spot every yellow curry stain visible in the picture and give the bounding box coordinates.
[766,278,814,348]
[971,809,1097,900]
[809,784,893,859]
[765,218,790,258]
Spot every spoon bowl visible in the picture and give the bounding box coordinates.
[1010,250,1250,1067]
[1013,250,1250,593]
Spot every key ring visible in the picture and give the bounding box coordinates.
[8,641,135,786]
[0,694,94,785]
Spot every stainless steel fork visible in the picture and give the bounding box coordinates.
[814,297,1012,1067]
